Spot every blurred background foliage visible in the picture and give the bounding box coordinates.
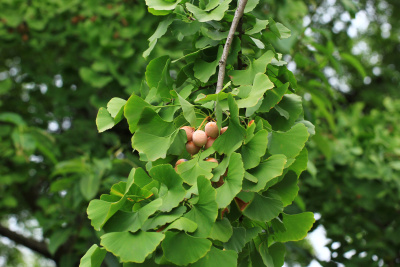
[0,0,399,266]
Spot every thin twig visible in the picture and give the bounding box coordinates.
[215,0,248,94]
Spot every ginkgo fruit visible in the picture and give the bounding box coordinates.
[220,126,228,135]
[186,141,200,155]
[204,137,215,149]
[175,159,188,171]
[180,126,194,141]
[192,130,208,147]
[205,158,218,163]
[205,121,219,138]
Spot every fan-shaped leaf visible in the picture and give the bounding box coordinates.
[162,232,212,265]
[242,154,287,192]
[192,247,238,267]
[272,212,315,242]
[101,231,165,263]
[149,164,186,212]
[184,176,218,237]
[216,153,245,208]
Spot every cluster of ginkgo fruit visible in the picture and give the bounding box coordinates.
[174,121,228,171]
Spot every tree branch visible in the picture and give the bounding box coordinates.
[215,0,248,94]
[0,224,52,260]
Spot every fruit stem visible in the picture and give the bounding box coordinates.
[197,116,210,130]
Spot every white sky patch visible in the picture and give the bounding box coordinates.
[48,121,59,132]
[54,74,63,88]
[344,249,357,259]
[307,225,332,262]
[347,10,370,38]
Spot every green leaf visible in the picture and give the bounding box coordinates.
[208,218,233,242]
[213,95,246,155]
[254,82,288,114]
[132,108,181,161]
[242,155,287,192]
[186,0,232,22]
[288,148,308,177]
[149,164,186,212]
[237,73,274,108]
[104,199,162,233]
[246,18,269,35]
[0,112,26,126]
[0,78,12,95]
[145,56,173,98]
[276,23,291,39]
[259,242,286,267]
[229,50,275,86]
[79,245,107,267]
[148,8,172,16]
[87,197,126,231]
[162,231,212,265]
[184,176,218,238]
[11,130,36,153]
[272,212,315,242]
[96,108,115,133]
[340,52,367,78]
[87,181,151,231]
[80,173,101,201]
[177,152,218,185]
[194,46,223,83]
[224,227,263,252]
[271,171,298,207]
[107,97,126,123]
[269,94,303,130]
[192,247,238,267]
[269,18,291,39]
[101,231,165,263]
[178,93,197,126]
[241,130,269,169]
[143,16,174,58]
[79,67,113,88]
[164,217,198,232]
[49,229,73,255]
[141,206,187,231]
[268,123,309,159]
[145,0,182,10]
[244,0,260,12]
[269,242,286,267]
[242,193,283,222]
[216,153,245,208]
[51,158,87,177]
[124,95,152,133]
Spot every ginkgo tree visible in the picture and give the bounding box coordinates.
[82,0,315,266]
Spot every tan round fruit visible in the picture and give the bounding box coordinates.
[186,141,200,155]
[204,137,215,150]
[205,121,219,138]
[220,126,228,135]
[175,159,188,171]
[205,158,218,163]
[180,126,194,142]
[192,130,208,147]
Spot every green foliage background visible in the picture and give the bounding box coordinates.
[0,0,399,266]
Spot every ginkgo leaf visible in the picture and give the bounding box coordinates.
[149,164,186,212]
[186,0,232,22]
[216,153,245,208]
[229,50,275,86]
[101,231,165,263]
[184,176,218,238]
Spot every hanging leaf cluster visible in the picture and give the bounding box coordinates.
[82,1,315,266]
